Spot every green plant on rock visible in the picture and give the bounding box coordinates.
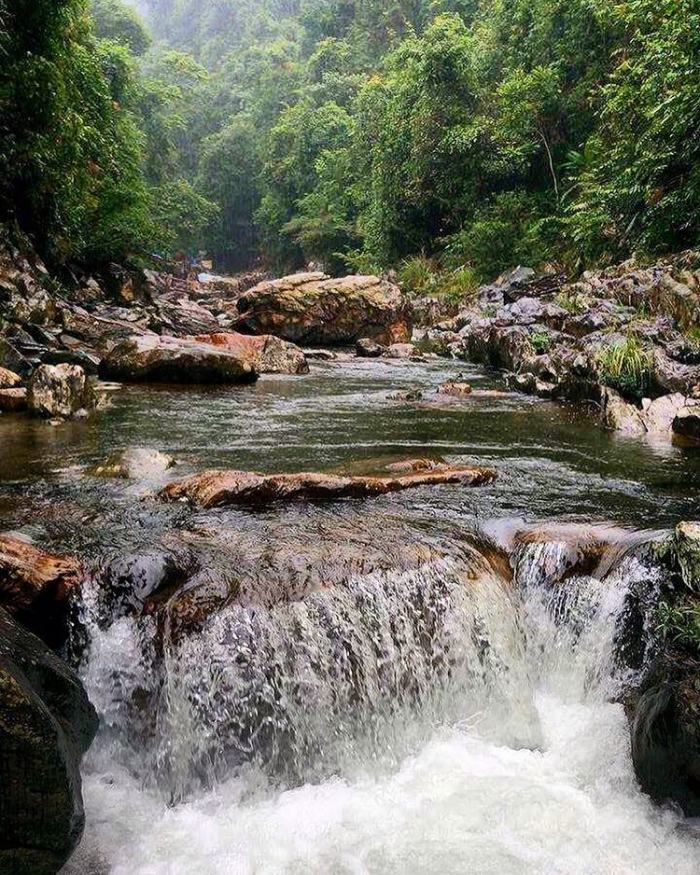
[530,331,553,354]
[657,600,700,658]
[554,289,587,314]
[596,336,652,401]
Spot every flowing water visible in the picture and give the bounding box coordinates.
[1,356,699,872]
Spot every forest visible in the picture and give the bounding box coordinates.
[2,0,699,282]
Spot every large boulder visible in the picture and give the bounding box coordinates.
[0,608,98,875]
[159,465,496,508]
[190,331,308,375]
[232,273,411,345]
[0,535,83,648]
[100,334,259,384]
[27,364,96,419]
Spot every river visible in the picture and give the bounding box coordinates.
[2,356,699,873]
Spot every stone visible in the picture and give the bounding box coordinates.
[27,364,96,419]
[89,447,176,480]
[100,334,259,384]
[0,367,21,388]
[40,348,101,375]
[190,331,309,375]
[436,380,472,397]
[0,338,31,377]
[639,393,686,434]
[599,387,645,434]
[356,337,385,358]
[159,466,497,508]
[0,534,83,648]
[387,389,423,401]
[385,342,420,359]
[0,607,98,875]
[672,404,700,443]
[0,387,27,412]
[232,273,411,346]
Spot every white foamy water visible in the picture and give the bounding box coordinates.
[67,545,700,873]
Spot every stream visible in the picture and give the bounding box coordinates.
[3,356,700,873]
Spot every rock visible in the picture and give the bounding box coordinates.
[356,337,385,358]
[672,404,700,442]
[494,297,568,330]
[599,386,646,434]
[151,297,221,337]
[40,348,101,375]
[190,331,308,375]
[639,393,687,434]
[0,607,98,874]
[27,364,96,419]
[436,379,472,397]
[0,387,27,412]
[100,334,259,384]
[0,338,31,377]
[387,389,423,401]
[652,348,700,395]
[671,521,700,593]
[0,534,83,648]
[383,458,447,473]
[232,273,411,346]
[385,342,420,359]
[159,465,497,508]
[89,447,176,480]
[0,367,21,388]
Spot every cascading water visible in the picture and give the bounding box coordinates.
[65,530,700,874]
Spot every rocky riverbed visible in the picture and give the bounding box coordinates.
[1,242,700,873]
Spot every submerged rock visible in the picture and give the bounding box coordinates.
[89,447,176,480]
[672,404,700,443]
[190,331,309,375]
[232,273,411,346]
[27,363,96,419]
[159,466,496,508]
[100,334,259,384]
[0,534,83,648]
[0,607,98,875]
[436,379,472,397]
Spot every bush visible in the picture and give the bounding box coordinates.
[596,336,652,401]
[398,255,479,306]
[530,331,552,354]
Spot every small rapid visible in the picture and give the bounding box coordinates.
[66,527,700,874]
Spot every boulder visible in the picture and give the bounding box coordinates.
[0,607,98,875]
[89,447,176,480]
[0,535,83,648]
[0,387,27,412]
[355,337,385,358]
[232,273,411,346]
[100,334,259,384]
[385,342,420,359]
[0,367,21,388]
[159,465,497,508]
[672,404,700,443]
[599,387,646,434]
[639,393,687,434]
[190,331,308,375]
[27,364,96,419]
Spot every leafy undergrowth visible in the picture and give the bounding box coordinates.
[398,255,480,307]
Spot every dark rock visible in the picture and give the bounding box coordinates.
[0,387,27,412]
[673,404,700,443]
[0,338,31,377]
[356,337,385,357]
[0,607,98,874]
[40,348,101,375]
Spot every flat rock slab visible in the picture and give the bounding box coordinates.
[160,466,497,508]
[100,334,259,383]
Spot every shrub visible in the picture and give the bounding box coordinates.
[530,331,552,354]
[596,336,652,401]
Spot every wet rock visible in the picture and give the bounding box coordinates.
[232,273,411,346]
[89,447,176,480]
[436,379,472,397]
[383,457,446,473]
[385,342,420,359]
[387,389,423,401]
[0,534,83,648]
[355,337,385,357]
[191,331,308,375]
[100,334,259,384]
[0,387,27,412]
[599,387,646,434]
[159,465,497,508]
[0,367,21,388]
[0,607,98,875]
[27,364,96,419]
[672,404,700,442]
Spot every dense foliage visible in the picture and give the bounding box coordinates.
[2,0,700,275]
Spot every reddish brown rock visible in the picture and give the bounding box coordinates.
[231,273,411,346]
[100,334,259,383]
[160,466,497,508]
[0,367,22,389]
[0,535,83,646]
[191,331,308,375]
